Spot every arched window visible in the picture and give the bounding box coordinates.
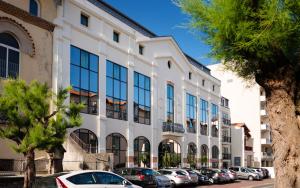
[187,142,197,168]
[201,144,209,167]
[29,0,40,16]
[106,133,127,168]
[158,139,181,168]
[212,145,219,159]
[134,136,150,167]
[0,33,19,78]
[70,129,98,153]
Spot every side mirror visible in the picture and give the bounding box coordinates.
[122,180,130,187]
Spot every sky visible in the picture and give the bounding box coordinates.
[103,0,217,65]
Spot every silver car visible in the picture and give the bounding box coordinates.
[180,169,199,184]
[229,167,261,180]
[247,168,264,179]
[158,169,190,187]
[153,171,172,188]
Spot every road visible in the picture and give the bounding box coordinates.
[185,179,274,188]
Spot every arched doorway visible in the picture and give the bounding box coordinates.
[106,133,127,169]
[212,145,219,168]
[0,33,19,78]
[187,142,197,168]
[71,129,98,153]
[201,144,209,167]
[158,139,181,168]
[134,136,150,167]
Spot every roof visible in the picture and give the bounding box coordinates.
[232,123,251,137]
[87,0,210,75]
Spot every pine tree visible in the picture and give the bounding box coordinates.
[0,79,83,188]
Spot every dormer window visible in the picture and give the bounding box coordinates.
[139,45,144,55]
[202,79,205,86]
[29,0,40,16]
[113,31,120,43]
[80,13,89,27]
[189,72,192,80]
[213,85,215,91]
[167,61,171,69]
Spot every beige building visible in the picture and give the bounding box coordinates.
[0,0,57,168]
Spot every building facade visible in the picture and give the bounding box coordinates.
[208,64,274,173]
[52,0,224,169]
[0,0,57,163]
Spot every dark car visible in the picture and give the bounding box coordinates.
[261,168,270,178]
[198,168,227,184]
[193,170,210,185]
[115,168,165,188]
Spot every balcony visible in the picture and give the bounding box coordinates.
[222,136,231,143]
[162,122,185,137]
[261,124,270,131]
[186,126,196,134]
[261,138,272,145]
[261,152,273,160]
[245,146,253,151]
[222,153,231,160]
[222,118,231,126]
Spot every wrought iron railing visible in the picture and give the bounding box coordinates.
[162,122,185,133]
[222,136,231,143]
[70,132,98,153]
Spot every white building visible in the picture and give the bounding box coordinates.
[52,0,224,169]
[208,63,274,173]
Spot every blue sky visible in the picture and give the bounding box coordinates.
[103,0,216,65]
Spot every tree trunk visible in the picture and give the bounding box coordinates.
[265,87,300,188]
[23,149,35,188]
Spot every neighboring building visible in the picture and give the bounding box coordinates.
[0,0,57,165]
[231,123,254,167]
[220,97,232,168]
[52,0,223,169]
[208,64,274,172]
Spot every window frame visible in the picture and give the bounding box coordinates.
[70,45,99,115]
[139,45,144,55]
[29,0,40,17]
[0,37,20,79]
[113,31,120,43]
[106,60,128,121]
[186,93,197,133]
[166,84,174,123]
[80,13,89,27]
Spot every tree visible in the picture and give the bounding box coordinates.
[176,0,300,187]
[0,79,83,188]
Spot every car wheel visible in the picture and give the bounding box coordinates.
[248,176,254,181]
[170,180,175,188]
[208,178,214,184]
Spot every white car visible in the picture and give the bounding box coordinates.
[56,170,142,188]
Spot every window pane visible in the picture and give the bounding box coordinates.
[90,54,98,72]
[120,82,127,100]
[145,90,150,107]
[70,65,80,88]
[71,46,80,66]
[134,72,138,86]
[113,64,120,80]
[113,80,120,98]
[67,173,96,185]
[81,50,89,68]
[90,72,98,93]
[134,87,138,103]
[145,77,150,90]
[120,67,127,82]
[106,61,113,77]
[139,88,145,105]
[29,0,38,16]
[139,75,145,88]
[81,69,89,90]
[0,46,6,78]
[106,77,113,97]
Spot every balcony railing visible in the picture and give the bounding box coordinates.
[162,122,185,135]
[187,126,196,134]
[261,152,273,160]
[222,136,231,143]
[222,118,231,126]
[222,153,231,160]
[245,146,253,151]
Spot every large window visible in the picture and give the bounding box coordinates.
[186,93,197,133]
[200,99,208,136]
[201,144,209,167]
[187,142,197,168]
[211,103,219,125]
[71,129,98,153]
[158,139,181,168]
[29,0,39,16]
[167,84,174,122]
[70,45,99,114]
[222,113,231,125]
[134,72,151,125]
[212,145,219,159]
[0,33,19,79]
[106,60,127,120]
[106,133,127,168]
[134,136,150,167]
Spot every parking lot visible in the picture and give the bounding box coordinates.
[187,179,274,188]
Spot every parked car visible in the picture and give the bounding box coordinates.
[248,168,264,179]
[193,170,210,185]
[229,167,261,181]
[198,168,227,184]
[221,169,238,182]
[56,170,142,188]
[158,169,190,187]
[213,169,231,183]
[180,168,199,184]
[115,167,170,188]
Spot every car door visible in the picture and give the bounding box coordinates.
[240,168,248,179]
[94,172,133,188]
